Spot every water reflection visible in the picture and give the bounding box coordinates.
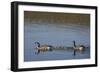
[24,11,90,62]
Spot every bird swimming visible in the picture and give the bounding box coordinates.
[72,41,85,56]
[34,42,53,54]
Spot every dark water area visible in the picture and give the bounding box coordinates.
[24,11,90,62]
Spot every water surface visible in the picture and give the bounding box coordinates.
[24,11,90,62]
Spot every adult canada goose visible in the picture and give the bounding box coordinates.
[73,41,85,56]
[34,42,53,54]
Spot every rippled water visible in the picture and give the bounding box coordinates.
[24,22,90,62]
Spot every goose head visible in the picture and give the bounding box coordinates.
[35,42,40,47]
[72,41,76,47]
[72,41,75,43]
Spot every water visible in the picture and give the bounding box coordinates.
[24,23,90,62]
[24,12,90,62]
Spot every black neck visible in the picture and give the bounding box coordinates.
[35,42,40,47]
[73,41,76,47]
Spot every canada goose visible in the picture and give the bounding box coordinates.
[73,41,85,56]
[34,42,53,54]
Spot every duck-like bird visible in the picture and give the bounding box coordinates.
[73,41,85,56]
[34,42,53,54]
